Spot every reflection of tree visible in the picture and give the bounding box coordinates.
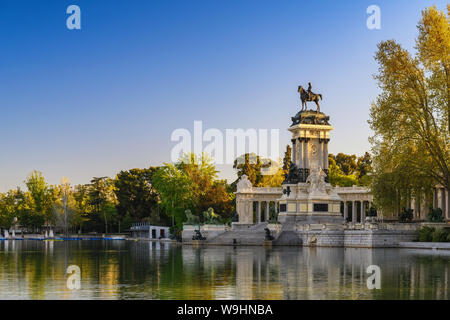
[0,242,448,300]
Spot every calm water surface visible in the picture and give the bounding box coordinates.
[0,240,449,300]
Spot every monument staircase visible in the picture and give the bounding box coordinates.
[272,220,303,246]
[207,222,269,245]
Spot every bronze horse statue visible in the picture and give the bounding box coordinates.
[298,85,322,112]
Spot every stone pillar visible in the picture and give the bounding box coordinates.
[275,202,278,214]
[298,138,303,168]
[323,140,329,169]
[352,201,357,223]
[361,201,366,224]
[304,139,309,169]
[414,196,420,220]
[434,188,438,209]
[446,190,450,220]
[256,201,261,224]
[265,202,270,222]
[318,140,323,170]
[437,188,443,214]
[440,188,446,217]
[291,139,296,165]
[344,201,348,221]
[420,192,427,220]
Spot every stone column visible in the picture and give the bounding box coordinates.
[304,139,309,169]
[298,138,304,168]
[291,139,296,165]
[323,140,329,169]
[413,196,419,220]
[446,190,450,220]
[420,192,427,220]
[256,201,261,224]
[265,202,270,222]
[352,201,357,223]
[434,188,438,209]
[440,188,446,217]
[344,201,348,221]
[318,139,323,170]
[275,202,278,214]
[437,188,443,214]
[361,201,366,224]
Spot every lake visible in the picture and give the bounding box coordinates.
[0,240,448,300]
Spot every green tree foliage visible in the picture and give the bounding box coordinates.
[0,190,21,229]
[233,153,263,187]
[334,153,357,175]
[177,153,234,221]
[233,147,291,188]
[418,226,435,242]
[152,163,194,230]
[356,152,373,181]
[369,6,449,214]
[282,145,292,174]
[72,184,93,231]
[88,177,117,233]
[328,153,371,187]
[24,171,56,227]
[114,168,159,221]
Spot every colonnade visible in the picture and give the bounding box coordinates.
[253,200,279,223]
[432,187,449,220]
[342,200,374,224]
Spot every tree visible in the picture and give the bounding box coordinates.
[88,177,117,233]
[24,171,55,227]
[233,153,265,187]
[72,184,93,232]
[328,157,358,187]
[369,6,449,213]
[152,163,194,230]
[176,153,234,220]
[0,190,20,230]
[282,145,292,174]
[328,154,358,187]
[15,189,40,231]
[334,153,358,175]
[114,168,159,223]
[356,152,373,186]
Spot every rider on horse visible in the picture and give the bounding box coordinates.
[307,82,312,100]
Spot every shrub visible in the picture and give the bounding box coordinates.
[418,226,435,242]
[399,208,413,222]
[368,206,377,217]
[427,208,444,222]
[431,228,448,242]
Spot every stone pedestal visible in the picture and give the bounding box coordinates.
[278,111,344,229]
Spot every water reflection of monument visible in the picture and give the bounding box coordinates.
[0,242,448,299]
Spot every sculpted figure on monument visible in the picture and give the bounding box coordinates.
[236,174,252,191]
[298,83,322,112]
[291,83,329,126]
[306,167,327,195]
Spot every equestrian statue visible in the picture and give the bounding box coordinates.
[298,82,322,112]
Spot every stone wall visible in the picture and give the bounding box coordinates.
[296,229,418,248]
[182,224,228,243]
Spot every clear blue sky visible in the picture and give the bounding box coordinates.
[0,0,447,191]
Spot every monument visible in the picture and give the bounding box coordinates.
[278,83,344,227]
[183,83,417,247]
